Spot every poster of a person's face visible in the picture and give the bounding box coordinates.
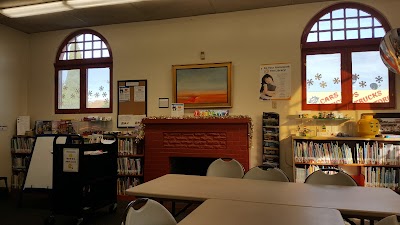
[259,64,291,100]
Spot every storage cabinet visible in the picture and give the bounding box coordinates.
[116,136,144,198]
[292,136,400,193]
[10,135,35,190]
[262,112,280,167]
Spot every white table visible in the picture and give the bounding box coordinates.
[127,174,400,218]
[178,199,345,225]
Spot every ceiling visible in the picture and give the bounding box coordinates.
[0,0,336,34]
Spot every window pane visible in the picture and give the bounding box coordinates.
[374,28,385,38]
[333,31,345,40]
[307,33,318,42]
[360,28,372,39]
[352,51,389,103]
[306,54,342,104]
[93,50,101,58]
[319,21,331,30]
[87,68,110,108]
[321,13,330,20]
[345,8,358,17]
[84,42,92,50]
[93,41,101,49]
[102,42,107,49]
[84,34,92,41]
[332,19,344,29]
[346,18,358,28]
[346,30,358,39]
[84,51,92,59]
[310,23,317,31]
[58,69,80,109]
[332,9,344,18]
[373,18,382,26]
[359,10,369,17]
[319,31,331,41]
[102,50,110,57]
[93,35,100,41]
[360,17,372,27]
[76,51,83,59]
[76,35,83,42]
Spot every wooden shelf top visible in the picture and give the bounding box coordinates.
[292,136,400,142]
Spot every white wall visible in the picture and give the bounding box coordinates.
[0,24,29,183]
[25,0,400,180]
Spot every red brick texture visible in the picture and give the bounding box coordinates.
[143,118,250,181]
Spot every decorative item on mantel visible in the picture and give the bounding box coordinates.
[357,114,380,138]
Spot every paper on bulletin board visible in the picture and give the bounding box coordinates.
[119,87,130,102]
[259,63,291,100]
[171,103,184,117]
[118,114,146,127]
[63,148,79,173]
[134,86,146,102]
[17,116,30,135]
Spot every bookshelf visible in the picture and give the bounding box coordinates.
[10,135,35,190]
[116,135,144,199]
[292,136,400,193]
[262,112,280,167]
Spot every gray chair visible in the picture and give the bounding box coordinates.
[206,158,244,178]
[376,215,399,225]
[122,198,177,225]
[304,168,357,186]
[243,166,290,182]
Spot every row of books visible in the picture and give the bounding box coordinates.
[294,141,400,165]
[117,158,142,175]
[294,141,353,164]
[117,177,141,195]
[295,165,321,183]
[363,167,399,190]
[11,137,35,153]
[12,156,30,169]
[118,138,143,155]
[11,172,25,189]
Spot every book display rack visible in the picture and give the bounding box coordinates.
[117,135,144,199]
[262,112,280,167]
[10,135,35,190]
[292,136,400,193]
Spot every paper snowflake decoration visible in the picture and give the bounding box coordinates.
[75,88,79,94]
[102,92,107,97]
[99,86,104,91]
[333,77,340,84]
[352,74,359,84]
[315,73,322,80]
[70,93,75,99]
[63,85,68,91]
[95,93,99,98]
[88,90,93,96]
[359,81,366,88]
[104,98,109,103]
[307,79,314,86]
[308,96,319,104]
[320,81,327,88]
[375,76,383,83]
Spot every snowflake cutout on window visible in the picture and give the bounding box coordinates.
[63,85,68,91]
[62,94,65,99]
[88,90,93,96]
[104,98,109,103]
[333,77,340,84]
[71,93,75,99]
[99,86,104,91]
[308,96,319,104]
[75,88,79,94]
[102,92,107,97]
[375,76,383,83]
[315,73,322,80]
[352,74,359,84]
[320,81,327,88]
[95,93,99,98]
[307,79,314,86]
[359,81,366,88]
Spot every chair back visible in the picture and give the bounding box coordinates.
[304,168,357,186]
[122,198,177,225]
[206,158,244,178]
[376,215,399,225]
[243,166,290,182]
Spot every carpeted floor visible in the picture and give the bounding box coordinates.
[0,191,195,225]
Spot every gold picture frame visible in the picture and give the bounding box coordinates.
[172,62,232,108]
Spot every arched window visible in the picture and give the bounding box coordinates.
[301,2,395,110]
[54,29,113,114]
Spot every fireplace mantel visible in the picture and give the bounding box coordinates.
[143,117,251,181]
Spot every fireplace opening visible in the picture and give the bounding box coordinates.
[169,157,217,176]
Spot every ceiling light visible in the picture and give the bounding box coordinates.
[0,2,72,18]
[67,0,144,9]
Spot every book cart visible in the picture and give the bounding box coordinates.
[47,135,117,225]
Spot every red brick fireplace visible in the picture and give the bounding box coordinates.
[143,117,251,181]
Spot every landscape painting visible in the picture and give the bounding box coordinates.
[173,62,232,108]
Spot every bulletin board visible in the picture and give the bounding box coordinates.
[117,80,147,128]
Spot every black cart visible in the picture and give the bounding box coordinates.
[46,137,117,225]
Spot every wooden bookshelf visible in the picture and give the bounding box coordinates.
[292,136,400,193]
[10,135,35,190]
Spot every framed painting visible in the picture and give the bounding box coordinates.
[172,62,232,108]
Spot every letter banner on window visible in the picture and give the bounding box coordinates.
[259,63,291,100]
